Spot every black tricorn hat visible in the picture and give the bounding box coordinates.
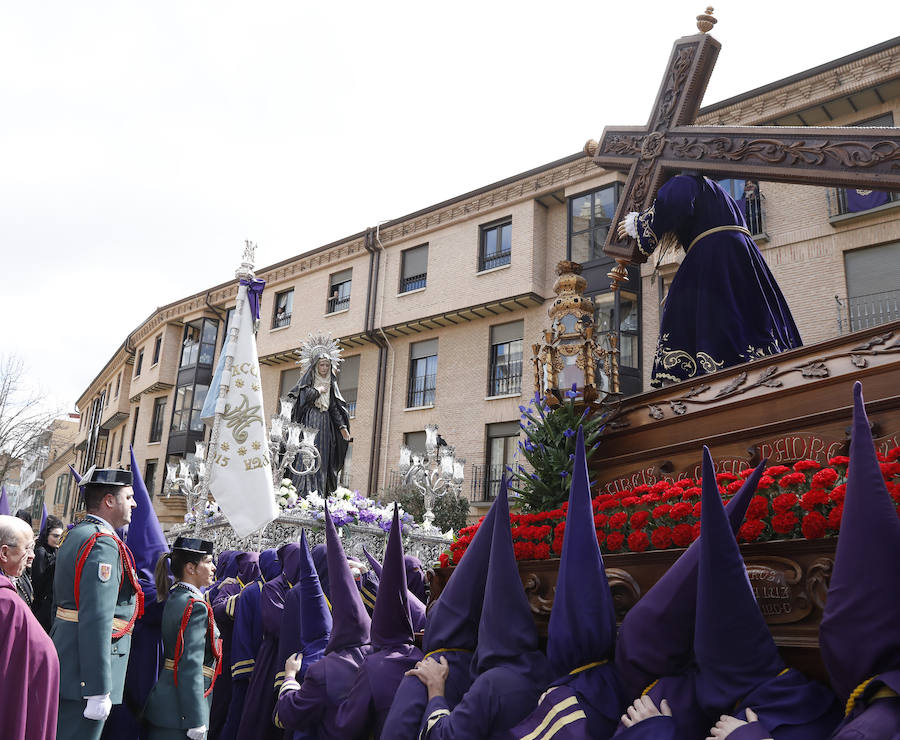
[82,467,133,487]
[173,537,214,556]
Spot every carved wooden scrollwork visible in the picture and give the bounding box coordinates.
[806,557,835,612]
[606,567,642,620]
[522,572,555,616]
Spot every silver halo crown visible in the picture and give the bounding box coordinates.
[296,332,343,371]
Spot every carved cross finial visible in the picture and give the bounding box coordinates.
[696,7,716,33]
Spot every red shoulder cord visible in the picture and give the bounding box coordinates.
[74,532,145,639]
[173,599,223,698]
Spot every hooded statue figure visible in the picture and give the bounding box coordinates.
[287,334,351,497]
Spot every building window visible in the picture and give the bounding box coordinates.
[150,396,167,443]
[338,355,360,418]
[130,407,140,447]
[170,383,209,434]
[479,219,511,272]
[408,339,437,408]
[479,421,520,501]
[844,242,900,331]
[838,114,898,215]
[108,431,118,467]
[144,459,158,500]
[180,319,218,368]
[568,184,621,263]
[114,372,121,398]
[134,349,144,377]
[327,269,352,313]
[400,244,428,293]
[488,321,523,396]
[152,334,163,366]
[273,290,293,329]
[717,178,764,236]
[53,475,69,506]
[593,275,641,396]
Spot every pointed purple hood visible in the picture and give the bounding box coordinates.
[694,446,784,710]
[370,503,415,648]
[616,456,766,698]
[278,542,303,585]
[311,543,329,598]
[235,551,261,585]
[260,548,280,581]
[548,426,616,675]
[299,529,332,648]
[126,446,169,583]
[473,479,540,675]
[324,505,370,653]
[404,555,427,603]
[820,381,900,701]
[363,545,427,632]
[422,499,499,654]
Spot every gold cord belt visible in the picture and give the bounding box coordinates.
[56,606,133,635]
[687,225,752,253]
[163,658,215,679]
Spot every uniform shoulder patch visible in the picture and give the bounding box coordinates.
[99,563,113,582]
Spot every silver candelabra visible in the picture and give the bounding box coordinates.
[398,424,464,533]
[268,396,321,487]
[164,441,210,535]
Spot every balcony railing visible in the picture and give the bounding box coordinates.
[327,295,350,313]
[834,187,900,217]
[400,273,427,293]
[469,463,507,502]
[407,373,436,408]
[744,195,765,236]
[848,290,900,331]
[272,312,292,329]
[480,250,511,272]
[488,359,522,396]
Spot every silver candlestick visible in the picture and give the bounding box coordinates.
[398,424,464,533]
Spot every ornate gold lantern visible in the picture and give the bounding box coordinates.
[532,260,619,402]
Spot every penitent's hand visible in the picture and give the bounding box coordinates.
[620,696,672,727]
[284,652,302,682]
[405,656,450,701]
[706,708,764,740]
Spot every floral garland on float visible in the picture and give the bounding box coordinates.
[440,448,900,567]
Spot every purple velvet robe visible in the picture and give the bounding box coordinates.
[0,576,60,740]
[220,581,264,740]
[335,644,424,739]
[277,582,304,689]
[614,671,714,740]
[382,650,475,740]
[275,646,371,740]
[634,174,801,387]
[236,576,292,740]
[209,578,244,738]
[831,696,900,739]
[418,664,548,740]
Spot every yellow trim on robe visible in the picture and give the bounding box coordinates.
[423,647,473,660]
[421,708,450,740]
[536,710,588,740]
[568,659,606,676]
[686,225,752,253]
[642,679,659,696]
[518,697,580,740]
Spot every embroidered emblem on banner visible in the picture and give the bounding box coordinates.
[99,563,113,582]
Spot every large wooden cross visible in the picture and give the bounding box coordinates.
[585,10,900,290]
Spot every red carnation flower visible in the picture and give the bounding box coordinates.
[739,467,755,479]
[746,495,770,520]
[652,504,672,519]
[609,512,628,529]
[772,511,799,535]
[682,487,703,500]
[606,532,625,552]
[738,519,766,543]
[692,501,702,518]
[594,513,609,527]
[829,484,846,505]
[629,511,650,530]
[793,459,821,472]
[669,502,693,521]
[650,481,670,495]
[756,475,775,490]
[779,472,807,488]
[640,493,662,504]
[675,478,695,489]
[765,465,791,477]
[801,511,827,540]
[716,472,739,483]
[811,468,839,489]
[800,489,828,511]
[662,487,682,501]
[651,526,673,549]
[533,543,551,560]
[439,552,450,568]
[773,492,798,513]
[621,496,640,507]
[598,499,619,511]
[595,530,606,547]
[888,447,900,462]
[828,504,844,530]
[692,522,702,539]
[672,523,696,547]
[828,456,850,467]
[628,531,650,553]
[552,537,564,555]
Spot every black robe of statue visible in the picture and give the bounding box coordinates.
[287,362,350,497]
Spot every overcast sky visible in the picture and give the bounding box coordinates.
[2,1,896,415]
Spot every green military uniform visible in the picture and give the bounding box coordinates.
[51,513,143,740]
[143,581,222,738]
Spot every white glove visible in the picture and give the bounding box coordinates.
[83,694,112,721]
[186,726,207,740]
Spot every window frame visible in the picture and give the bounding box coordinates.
[327,270,352,314]
[151,334,163,366]
[149,396,167,443]
[400,244,429,293]
[478,218,512,272]
[567,183,623,265]
[407,340,438,409]
[134,348,144,377]
[487,321,524,397]
[272,290,294,329]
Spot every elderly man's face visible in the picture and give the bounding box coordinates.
[1,529,35,578]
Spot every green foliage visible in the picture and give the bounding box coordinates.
[377,483,470,534]
[507,391,611,512]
